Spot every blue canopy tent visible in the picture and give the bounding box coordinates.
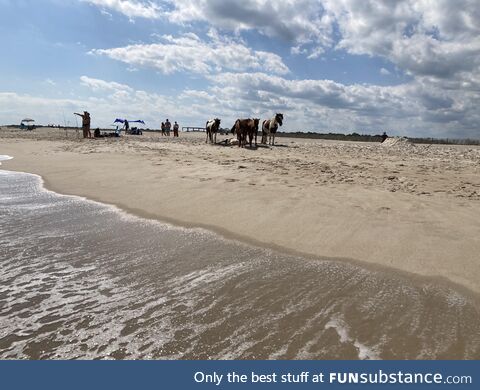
[113,119,145,135]
[113,119,145,125]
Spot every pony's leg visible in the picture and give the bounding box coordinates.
[214,132,217,144]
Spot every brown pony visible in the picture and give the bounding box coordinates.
[231,118,260,148]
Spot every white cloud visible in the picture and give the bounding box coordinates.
[82,0,334,56]
[0,78,220,129]
[0,92,89,126]
[90,30,290,75]
[82,0,162,19]
[322,0,480,81]
[166,0,333,50]
[2,72,479,138]
[6,2,480,137]
[198,71,480,137]
[80,76,133,92]
[380,68,390,76]
[44,78,57,86]
[82,0,480,81]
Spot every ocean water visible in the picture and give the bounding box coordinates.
[1,168,480,360]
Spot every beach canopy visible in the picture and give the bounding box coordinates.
[114,118,145,124]
[21,118,35,122]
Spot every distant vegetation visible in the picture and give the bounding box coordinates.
[276,131,480,146]
[406,137,480,146]
[2,125,479,145]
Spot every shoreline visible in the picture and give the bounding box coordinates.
[2,167,480,305]
[1,129,479,294]
[4,167,480,360]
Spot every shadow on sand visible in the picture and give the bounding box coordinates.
[212,139,288,150]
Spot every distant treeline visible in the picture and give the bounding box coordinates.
[276,131,480,145]
[3,125,479,145]
[406,137,480,146]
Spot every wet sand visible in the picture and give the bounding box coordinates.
[1,126,479,294]
[1,170,480,359]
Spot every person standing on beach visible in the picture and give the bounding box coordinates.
[381,132,388,143]
[161,122,166,136]
[74,111,91,138]
[165,119,171,136]
[123,119,130,135]
[173,121,179,137]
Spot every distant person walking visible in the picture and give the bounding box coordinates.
[161,122,166,136]
[173,121,179,137]
[381,131,388,143]
[74,111,91,138]
[165,119,171,136]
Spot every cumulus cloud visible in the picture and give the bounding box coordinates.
[166,0,333,50]
[0,92,89,126]
[322,0,480,81]
[82,0,162,19]
[380,68,390,76]
[199,71,479,137]
[2,71,479,138]
[158,0,480,83]
[0,77,227,128]
[84,0,480,81]
[90,30,290,75]
[18,1,480,137]
[208,72,412,116]
[80,76,133,92]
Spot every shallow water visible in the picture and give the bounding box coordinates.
[1,169,480,360]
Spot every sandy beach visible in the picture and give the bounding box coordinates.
[1,126,479,294]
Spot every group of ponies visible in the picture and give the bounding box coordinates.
[205,113,284,148]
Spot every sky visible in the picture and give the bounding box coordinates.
[0,0,479,138]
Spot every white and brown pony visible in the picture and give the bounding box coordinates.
[262,113,284,146]
[206,118,221,144]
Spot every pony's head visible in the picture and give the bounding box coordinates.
[275,113,283,126]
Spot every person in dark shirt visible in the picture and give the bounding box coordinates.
[381,132,388,143]
[165,119,171,136]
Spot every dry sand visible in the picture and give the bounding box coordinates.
[1,127,480,293]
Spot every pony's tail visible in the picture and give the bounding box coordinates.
[231,120,238,134]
